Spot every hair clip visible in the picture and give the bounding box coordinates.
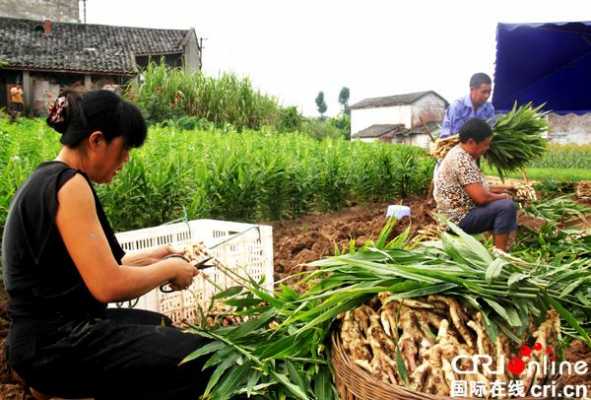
[48,96,68,124]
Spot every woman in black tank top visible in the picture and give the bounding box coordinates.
[2,90,211,399]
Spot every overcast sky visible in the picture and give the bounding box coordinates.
[86,0,590,117]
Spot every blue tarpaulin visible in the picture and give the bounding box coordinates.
[492,21,591,115]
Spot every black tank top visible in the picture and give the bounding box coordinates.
[2,161,125,323]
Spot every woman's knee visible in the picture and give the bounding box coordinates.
[492,199,517,233]
[495,199,517,215]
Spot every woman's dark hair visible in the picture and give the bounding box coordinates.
[459,118,493,143]
[47,89,147,149]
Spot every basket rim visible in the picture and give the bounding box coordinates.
[330,330,543,400]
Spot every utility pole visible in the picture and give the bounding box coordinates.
[82,0,87,23]
[198,36,206,70]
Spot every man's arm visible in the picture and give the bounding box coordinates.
[440,106,454,138]
[440,101,463,138]
[484,103,496,127]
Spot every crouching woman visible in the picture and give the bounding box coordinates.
[2,90,211,399]
[434,118,517,251]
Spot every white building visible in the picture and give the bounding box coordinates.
[350,90,448,149]
[546,113,591,145]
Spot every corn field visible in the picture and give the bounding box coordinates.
[0,117,434,234]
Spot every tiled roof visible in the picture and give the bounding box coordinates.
[352,124,406,138]
[350,90,448,110]
[353,122,438,139]
[0,17,193,75]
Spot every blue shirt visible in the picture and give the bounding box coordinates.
[440,95,495,138]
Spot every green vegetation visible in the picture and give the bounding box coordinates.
[315,91,327,119]
[0,117,434,234]
[126,62,351,140]
[483,142,591,182]
[528,144,591,170]
[486,103,548,179]
[126,62,281,129]
[483,166,591,182]
[338,86,350,115]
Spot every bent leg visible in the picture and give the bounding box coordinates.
[22,311,212,400]
[458,199,518,251]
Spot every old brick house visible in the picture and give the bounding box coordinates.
[0,0,202,114]
[350,91,448,149]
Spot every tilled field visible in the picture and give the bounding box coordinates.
[272,197,437,282]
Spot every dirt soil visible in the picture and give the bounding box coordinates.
[272,196,437,282]
[0,285,33,400]
[559,340,591,392]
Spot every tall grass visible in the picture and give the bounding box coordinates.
[126,62,281,129]
[0,118,434,233]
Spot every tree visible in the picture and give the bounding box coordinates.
[277,106,303,132]
[315,91,327,119]
[338,86,350,115]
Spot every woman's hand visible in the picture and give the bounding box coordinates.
[149,244,185,261]
[167,257,199,291]
[489,184,514,194]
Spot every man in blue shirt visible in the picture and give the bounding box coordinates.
[440,73,495,138]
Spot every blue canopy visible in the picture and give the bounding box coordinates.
[492,21,591,115]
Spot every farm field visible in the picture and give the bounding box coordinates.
[0,117,433,234]
[482,143,591,181]
[1,116,591,399]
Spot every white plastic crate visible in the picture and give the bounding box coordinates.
[112,219,274,324]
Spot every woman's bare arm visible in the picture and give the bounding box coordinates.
[122,245,184,267]
[55,174,196,303]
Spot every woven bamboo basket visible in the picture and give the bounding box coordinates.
[331,332,545,400]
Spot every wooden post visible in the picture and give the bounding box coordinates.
[84,75,92,90]
[22,71,32,112]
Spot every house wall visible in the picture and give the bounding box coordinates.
[24,72,125,115]
[391,133,432,150]
[182,30,202,73]
[351,105,412,135]
[547,113,591,145]
[0,0,79,22]
[411,94,446,129]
